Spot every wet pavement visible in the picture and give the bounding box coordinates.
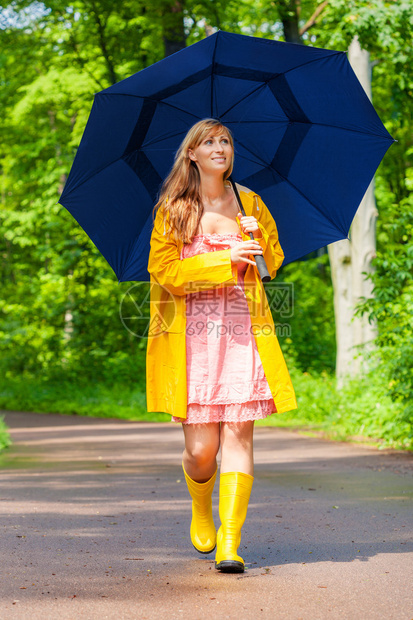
[0,411,412,619]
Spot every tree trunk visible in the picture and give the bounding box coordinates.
[328,36,378,386]
[90,1,118,85]
[162,0,186,57]
[348,37,379,372]
[62,269,75,365]
[278,0,301,44]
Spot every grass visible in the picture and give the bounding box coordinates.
[0,368,411,451]
[0,375,170,423]
[0,416,11,452]
[257,368,412,450]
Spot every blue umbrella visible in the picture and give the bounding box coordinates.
[59,30,395,283]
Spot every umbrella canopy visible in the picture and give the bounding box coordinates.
[59,30,394,283]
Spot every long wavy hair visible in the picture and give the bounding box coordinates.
[152,118,234,244]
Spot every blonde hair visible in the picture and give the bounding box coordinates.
[152,118,234,244]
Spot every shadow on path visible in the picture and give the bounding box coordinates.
[0,411,412,620]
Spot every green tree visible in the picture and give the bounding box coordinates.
[1,0,411,446]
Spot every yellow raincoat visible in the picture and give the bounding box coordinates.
[146,186,297,419]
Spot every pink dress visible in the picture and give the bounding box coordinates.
[171,232,276,425]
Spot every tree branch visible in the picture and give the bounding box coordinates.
[89,0,118,85]
[66,27,106,91]
[299,0,329,36]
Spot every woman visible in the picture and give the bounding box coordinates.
[146,118,297,573]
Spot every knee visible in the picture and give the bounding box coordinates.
[220,422,254,451]
[184,440,219,469]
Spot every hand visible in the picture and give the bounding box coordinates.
[230,239,263,266]
[236,212,262,238]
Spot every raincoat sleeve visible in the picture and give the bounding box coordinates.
[147,207,237,296]
[254,194,285,281]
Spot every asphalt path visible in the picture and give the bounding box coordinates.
[0,411,412,620]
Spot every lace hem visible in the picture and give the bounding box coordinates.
[171,398,276,424]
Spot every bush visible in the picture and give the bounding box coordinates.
[257,364,411,450]
[356,194,413,444]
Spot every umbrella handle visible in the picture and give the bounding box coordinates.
[229,178,271,283]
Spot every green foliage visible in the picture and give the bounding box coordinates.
[0,0,412,451]
[356,194,413,428]
[257,366,412,450]
[0,374,169,422]
[1,367,410,449]
[309,0,413,437]
[277,252,336,373]
[0,416,11,452]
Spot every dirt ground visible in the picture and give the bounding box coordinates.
[0,411,412,620]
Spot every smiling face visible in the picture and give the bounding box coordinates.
[188,129,234,177]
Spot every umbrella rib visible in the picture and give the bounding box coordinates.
[63,110,198,199]
[211,33,219,117]
[305,120,394,141]
[141,129,191,149]
[218,51,343,121]
[235,151,270,170]
[101,92,201,121]
[60,156,136,201]
[239,143,347,235]
[63,123,199,199]
[273,168,348,236]
[147,98,200,121]
[233,140,270,168]
[102,54,342,125]
[279,50,344,78]
[225,120,287,124]
[228,118,393,141]
[219,83,268,120]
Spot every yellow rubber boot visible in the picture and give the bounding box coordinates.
[215,471,254,573]
[182,462,217,554]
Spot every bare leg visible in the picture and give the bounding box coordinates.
[220,420,254,476]
[182,423,220,482]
